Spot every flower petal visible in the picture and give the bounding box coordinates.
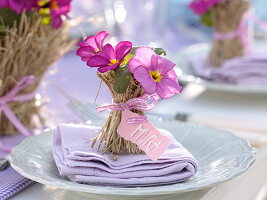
[133,66,151,83]
[95,31,109,49]
[99,44,115,60]
[132,47,156,67]
[81,35,98,50]
[156,83,174,99]
[140,80,157,94]
[98,62,120,73]
[150,55,158,71]
[165,69,178,80]
[140,79,157,94]
[115,41,132,61]
[86,55,110,67]
[158,57,176,74]
[52,15,63,29]
[128,58,146,73]
[0,0,8,7]
[160,78,183,93]
[76,46,96,61]
[133,66,156,94]
[156,78,183,99]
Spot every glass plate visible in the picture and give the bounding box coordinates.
[7,121,255,196]
[174,43,267,93]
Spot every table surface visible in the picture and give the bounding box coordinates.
[8,52,267,200]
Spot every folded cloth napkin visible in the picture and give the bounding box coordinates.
[190,53,267,85]
[53,124,198,187]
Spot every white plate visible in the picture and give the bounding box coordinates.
[174,43,267,93]
[7,121,255,197]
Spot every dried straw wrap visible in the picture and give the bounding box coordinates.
[92,71,145,159]
[0,12,73,135]
[208,0,250,67]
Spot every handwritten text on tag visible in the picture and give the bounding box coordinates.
[117,110,170,160]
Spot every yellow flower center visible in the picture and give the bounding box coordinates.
[149,70,163,82]
[41,16,51,25]
[109,59,119,65]
[51,1,59,10]
[39,7,50,15]
[38,0,58,11]
[120,53,135,66]
[38,0,50,7]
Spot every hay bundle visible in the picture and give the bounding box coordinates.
[0,12,73,135]
[208,0,250,67]
[92,71,144,158]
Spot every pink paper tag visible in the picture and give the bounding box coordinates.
[117,110,170,161]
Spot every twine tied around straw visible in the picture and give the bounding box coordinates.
[97,93,160,124]
[0,75,35,152]
[214,11,267,56]
[214,11,252,54]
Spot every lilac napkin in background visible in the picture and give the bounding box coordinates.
[190,53,267,85]
[0,134,35,200]
[53,124,198,187]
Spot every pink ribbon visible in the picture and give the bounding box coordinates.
[214,12,253,54]
[0,75,36,152]
[214,12,267,54]
[97,93,160,124]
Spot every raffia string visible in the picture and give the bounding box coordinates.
[0,11,74,135]
[92,71,145,159]
[97,93,160,124]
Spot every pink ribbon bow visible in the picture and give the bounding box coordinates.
[0,75,36,152]
[97,93,160,124]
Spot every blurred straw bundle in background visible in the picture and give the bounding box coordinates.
[0,10,73,135]
[208,0,250,67]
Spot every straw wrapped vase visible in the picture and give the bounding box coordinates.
[0,11,73,135]
[92,71,144,159]
[208,0,250,67]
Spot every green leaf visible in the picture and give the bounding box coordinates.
[200,10,213,27]
[152,47,167,56]
[130,46,167,56]
[130,46,138,54]
[113,65,131,94]
[0,8,21,28]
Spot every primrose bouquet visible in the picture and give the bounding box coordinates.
[77,31,183,157]
[0,0,73,136]
[189,0,250,67]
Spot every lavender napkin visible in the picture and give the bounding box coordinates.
[190,53,267,85]
[53,124,197,187]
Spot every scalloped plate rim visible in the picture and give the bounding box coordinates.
[7,122,256,196]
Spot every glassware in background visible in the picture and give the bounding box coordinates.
[69,0,267,55]
[102,0,212,55]
[68,0,106,38]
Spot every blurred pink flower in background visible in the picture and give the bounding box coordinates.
[189,0,224,15]
[128,47,183,99]
[76,31,109,62]
[49,0,71,28]
[37,0,72,29]
[0,0,36,14]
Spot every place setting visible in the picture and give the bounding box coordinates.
[0,0,266,200]
[174,0,267,94]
